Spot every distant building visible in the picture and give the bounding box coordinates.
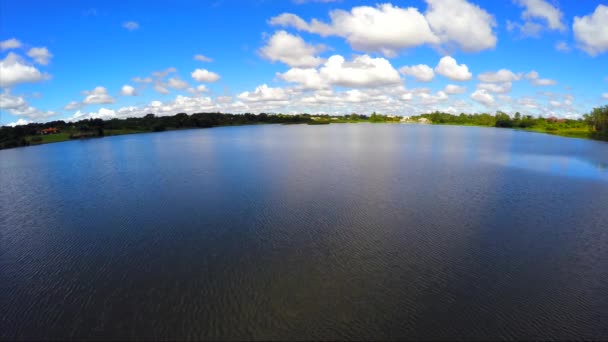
[418,118,431,124]
[40,128,60,135]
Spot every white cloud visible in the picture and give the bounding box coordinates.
[418,90,449,105]
[279,54,401,89]
[320,55,401,88]
[444,84,467,94]
[194,54,213,62]
[237,84,289,102]
[83,86,115,104]
[278,67,325,89]
[191,68,220,83]
[270,1,497,55]
[425,0,497,52]
[525,71,557,86]
[133,67,187,94]
[26,47,53,65]
[154,84,170,94]
[123,21,140,31]
[514,0,566,31]
[186,84,210,95]
[0,52,50,88]
[435,56,472,81]
[573,5,608,56]
[167,77,189,89]
[506,20,544,38]
[477,69,521,83]
[471,89,494,105]
[477,82,512,94]
[0,91,55,120]
[0,91,26,109]
[259,30,325,67]
[602,93,608,99]
[6,118,30,127]
[120,84,137,96]
[0,38,22,51]
[399,64,434,82]
[270,4,439,57]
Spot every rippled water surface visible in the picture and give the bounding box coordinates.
[1,124,607,340]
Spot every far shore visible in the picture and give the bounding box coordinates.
[1,110,607,150]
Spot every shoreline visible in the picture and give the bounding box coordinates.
[1,121,604,152]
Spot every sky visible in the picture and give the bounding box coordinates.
[1,0,607,126]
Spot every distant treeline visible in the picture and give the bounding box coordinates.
[1,106,607,150]
[0,112,313,149]
[409,105,608,141]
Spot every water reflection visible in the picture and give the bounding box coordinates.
[1,124,607,340]
[486,153,608,180]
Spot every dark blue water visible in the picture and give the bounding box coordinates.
[1,124,607,340]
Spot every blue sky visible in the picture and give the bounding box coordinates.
[1,0,607,126]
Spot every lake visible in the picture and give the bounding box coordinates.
[1,124,607,340]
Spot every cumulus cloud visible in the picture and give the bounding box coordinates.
[270,1,497,55]
[0,38,22,51]
[435,56,472,81]
[278,67,325,89]
[237,84,289,102]
[525,71,557,86]
[123,21,140,31]
[506,20,543,38]
[191,68,220,83]
[444,84,467,94]
[477,82,512,94]
[278,54,401,89]
[154,84,170,94]
[513,0,566,33]
[26,47,53,65]
[194,54,213,62]
[6,118,31,127]
[259,30,325,67]
[477,69,521,83]
[0,52,50,88]
[270,4,439,57]
[120,84,137,96]
[573,5,608,56]
[68,96,223,122]
[83,86,116,104]
[417,90,449,105]
[167,77,189,89]
[132,67,191,94]
[0,91,55,120]
[425,0,497,52]
[602,93,608,100]
[319,55,401,87]
[471,89,494,105]
[399,64,434,82]
[187,84,210,95]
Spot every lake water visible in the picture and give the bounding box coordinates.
[1,124,607,340]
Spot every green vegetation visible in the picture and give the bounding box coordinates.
[409,107,608,141]
[1,106,607,150]
[0,113,312,149]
